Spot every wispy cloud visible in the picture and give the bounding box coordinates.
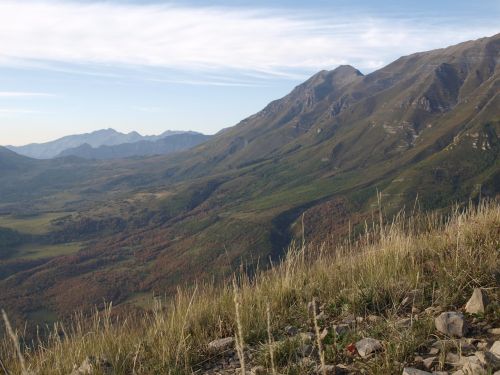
[0,108,46,115]
[0,1,497,75]
[0,91,54,98]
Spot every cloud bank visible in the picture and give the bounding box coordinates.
[0,1,497,75]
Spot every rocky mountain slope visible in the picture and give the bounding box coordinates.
[0,34,498,325]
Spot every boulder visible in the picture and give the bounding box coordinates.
[355,338,382,358]
[208,337,235,351]
[435,312,467,337]
[465,289,489,314]
[402,368,432,375]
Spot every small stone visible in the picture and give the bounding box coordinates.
[402,368,432,375]
[423,356,437,369]
[477,341,488,350]
[415,355,424,363]
[284,325,298,336]
[397,318,412,328]
[251,366,266,375]
[429,347,440,355]
[412,307,421,314]
[356,316,364,323]
[446,352,461,365]
[333,324,351,336]
[462,362,486,375]
[490,341,500,357]
[367,314,382,323]
[208,337,235,351]
[488,328,500,335]
[355,338,382,358]
[316,312,327,321]
[435,312,467,337]
[465,289,489,314]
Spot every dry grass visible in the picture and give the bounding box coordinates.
[1,201,499,374]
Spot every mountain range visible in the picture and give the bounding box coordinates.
[6,128,207,159]
[0,33,498,325]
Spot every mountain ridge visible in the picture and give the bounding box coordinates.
[5,128,202,159]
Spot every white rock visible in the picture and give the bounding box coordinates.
[465,289,489,314]
[402,368,432,375]
[490,341,500,357]
[435,312,467,337]
[355,337,382,358]
[208,337,235,351]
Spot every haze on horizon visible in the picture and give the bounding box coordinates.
[1,0,499,146]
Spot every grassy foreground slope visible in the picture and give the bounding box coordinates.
[1,201,498,374]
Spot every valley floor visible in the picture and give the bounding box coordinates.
[1,201,499,375]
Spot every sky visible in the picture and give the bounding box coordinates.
[0,0,499,146]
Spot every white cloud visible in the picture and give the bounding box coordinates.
[0,91,54,98]
[0,1,496,75]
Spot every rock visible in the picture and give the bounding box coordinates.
[435,312,467,337]
[474,351,500,369]
[251,366,266,375]
[284,325,298,336]
[208,337,235,351]
[412,307,421,314]
[70,356,112,375]
[356,316,364,323]
[332,324,350,336]
[429,347,440,355]
[477,341,488,350]
[446,352,461,365]
[316,312,327,321]
[367,314,382,323]
[423,356,437,369]
[491,341,500,357]
[397,317,412,328]
[402,368,432,375]
[488,328,500,335]
[465,289,489,314]
[462,362,486,375]
[432,372,448,375]
[355,338,382,358]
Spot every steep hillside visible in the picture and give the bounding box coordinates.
[1,202,498,375]
[57,132,210,160]
[0,34,498,325]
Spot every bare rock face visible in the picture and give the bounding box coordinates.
[435,312,467,337]
[207,337,235,352]
[465,289,489,314]
[355,338,382,358]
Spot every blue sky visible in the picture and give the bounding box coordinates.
[0,0,499,146]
